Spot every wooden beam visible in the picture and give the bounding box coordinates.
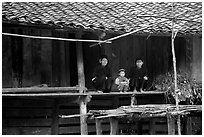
[76,32,88,135]
[109,117,119,135]
[2,93,86,97]
[2,91,166,97]
[95,119,103,135]
[2,86,86,93]
[167,113,175,135]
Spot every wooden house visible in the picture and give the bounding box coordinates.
[2,2,202,135]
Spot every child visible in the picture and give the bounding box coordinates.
[115,69,129,92]
[128,58,148,92]
[92,55,112,93]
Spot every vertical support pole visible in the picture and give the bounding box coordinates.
[79,96,88,135]
[51,99,59,135]
[149,118,155,135]
[131,94,137,106]
[185,117,192,135]
[171,3,181,135]
[76,32,87,135]
[110,117,119,135]
[76,32,85,88]
[167,113,175,135]
[95,118,103,135]
[137,119,143,135]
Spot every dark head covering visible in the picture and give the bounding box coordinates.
[99,55,109,61]
[118,69,125,73]
[135,57,143,63]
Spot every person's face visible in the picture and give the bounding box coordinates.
[100,58,108,66]
[136,60,143,68]
[119,71,125,77]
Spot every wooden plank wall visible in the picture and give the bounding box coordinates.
[2,94,202,135]
[2,25,201,135]
[3,94,167,135]
[2,98,54,135]
[101,34,191,89]
[2,25,72,88]
[2,24,197,89]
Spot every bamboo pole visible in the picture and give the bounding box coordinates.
[89,17,180,48]
[76,32,88,135]
[89,25,152,47]
[171,3,181,135]
[2,32,112,43]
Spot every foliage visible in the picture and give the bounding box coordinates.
[152,72,202,105]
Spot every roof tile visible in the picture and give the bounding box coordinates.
[2,2,202,35]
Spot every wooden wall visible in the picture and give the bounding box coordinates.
[2,24,202,135]
[2,24,200,89]
[83,33,196,89]
[2,94,167,135]
[2,25,76,88]
[2,94,201,135]
[192,36,202,82]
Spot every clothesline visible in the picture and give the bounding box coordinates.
[2,32,112,43]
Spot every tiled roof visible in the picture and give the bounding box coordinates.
[2,2,202,35]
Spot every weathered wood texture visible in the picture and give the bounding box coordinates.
[95,119,102,135]
[2,24,202,89]
[2,26,72,88]
[2,98,54,135]
[101,35,201,90]
[2,93,169,135]
[167,113,176,135]
[110,118,119,135]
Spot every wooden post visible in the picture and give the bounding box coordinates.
[167,113,175,135]
[185,117,192,135]
[76,32,85,88]
[131,94,137,106]
[76,32,87,135]
[51,99,59,135]
[137,119,143,135]
[149,118,155,135]
[110,117,119,135]
[95,119,103,135]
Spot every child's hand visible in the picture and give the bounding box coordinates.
[144,76,148,80]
